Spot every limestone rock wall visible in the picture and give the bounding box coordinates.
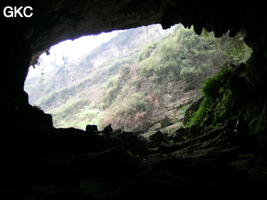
[2,0,267,128]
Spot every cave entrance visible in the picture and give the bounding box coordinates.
[24,24,252,133]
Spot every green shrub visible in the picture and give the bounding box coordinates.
[201,68,233,98]
[186,67,234,127]
[138,43,157,61]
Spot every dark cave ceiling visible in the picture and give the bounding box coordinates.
[1,0,267,102]
[6,0,265,64]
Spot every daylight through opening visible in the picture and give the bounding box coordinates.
[25,24,252,134]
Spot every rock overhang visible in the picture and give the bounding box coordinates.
[2,0,267,112]
[10,1,264,64]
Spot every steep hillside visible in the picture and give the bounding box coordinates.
[25,24,251,132]
[25,24,177,129]
[97,28,251,132]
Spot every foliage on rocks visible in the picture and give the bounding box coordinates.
[185,67,234,127]
[25,24,252,131]
[99,26,251,131]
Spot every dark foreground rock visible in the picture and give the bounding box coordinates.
[0,125,267,200]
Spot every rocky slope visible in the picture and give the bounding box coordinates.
[25,24,249,132]
[25,24,179,130]
[1,119,267,200]
[26,25,172,105]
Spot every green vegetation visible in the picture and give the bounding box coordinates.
[138,42,157,62]
[185,67,234,127]
[183,30,252,129]
[25,24,252,131]
[96,26,251,131]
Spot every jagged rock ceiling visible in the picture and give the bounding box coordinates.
[1,0,267,102]
[23,1,265,60]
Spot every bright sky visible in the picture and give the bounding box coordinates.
[27,30,121,78]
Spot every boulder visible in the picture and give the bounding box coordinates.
[170,127,188,142]
[52,128,111,153]
[170,125,202,142]
[86,124,98,133]
[113,133,148,155]
[149,131,169,146]
[102,124,113,135]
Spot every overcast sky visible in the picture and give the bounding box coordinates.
[27,30,121,78]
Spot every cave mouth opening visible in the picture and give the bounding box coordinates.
[24,23,252,133]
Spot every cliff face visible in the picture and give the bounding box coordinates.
[2,0,267,131]
[25,25,179,129]
[89,25,173,68]
[25,24,249,131]
[146,77,203,131]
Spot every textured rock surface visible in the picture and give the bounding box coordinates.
[1,124,267,199]
[2,0,267,104]
[147,77,204,129]
[1,0,267,199]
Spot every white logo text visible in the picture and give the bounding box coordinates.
[3,6,33,18]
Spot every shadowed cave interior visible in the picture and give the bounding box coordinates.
[1,0,267,199]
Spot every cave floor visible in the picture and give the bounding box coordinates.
[1,126,267,200]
